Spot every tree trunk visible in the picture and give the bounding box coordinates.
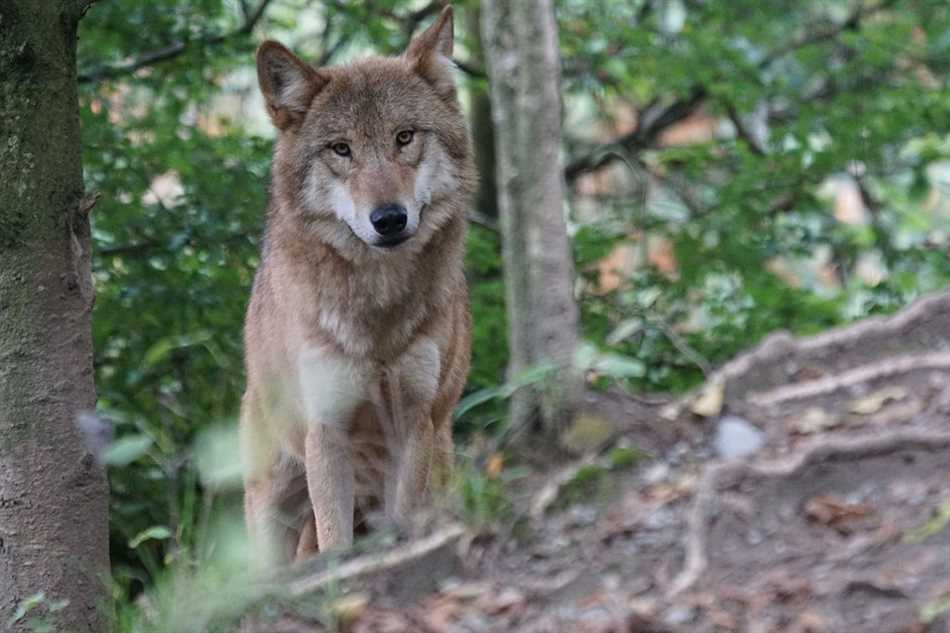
[0,2,110,631]
[481,0,582,438]
[464,5,498,220]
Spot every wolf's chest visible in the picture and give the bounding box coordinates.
[314,299,428,359]
[293,335,440,429]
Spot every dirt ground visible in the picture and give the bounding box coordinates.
[261,291,950,633]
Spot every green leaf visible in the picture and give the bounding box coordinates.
[606,318,644,345]
[102,435,153,466]
[501,362,560,396]
[454,387,502,420]
[142,330,213,368]
[128,526,173,549]
[7,592,46,625]
[592,353,646,378]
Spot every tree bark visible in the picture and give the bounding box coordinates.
[465,5,498,220]
[481,0,582,437]
[0,2,109,632]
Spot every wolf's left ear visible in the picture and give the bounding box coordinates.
[405,5,456,101]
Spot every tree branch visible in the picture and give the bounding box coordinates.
[467,211,499,232]
[724,101,766,156]
[454,59,487,79]
[74,0,98,20]
[564,0,900,183]
[377,0,443,40]
[758,0,900,69]
[564,87,707,183]
[78,0,275,84]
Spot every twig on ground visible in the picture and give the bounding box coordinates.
[284,523,466,598]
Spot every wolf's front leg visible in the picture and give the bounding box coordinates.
[386,336,442,524]
[391,415,435,523]
[304,423,354,550]
[298,348,367,551]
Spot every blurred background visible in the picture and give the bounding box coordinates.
[76,0,950,612]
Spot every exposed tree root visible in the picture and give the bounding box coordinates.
[670,430,950,597]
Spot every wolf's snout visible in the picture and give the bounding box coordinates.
[370,204,408,237]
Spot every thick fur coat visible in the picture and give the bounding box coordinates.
[240,6,476,563]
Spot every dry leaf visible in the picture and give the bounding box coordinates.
[691,380,725,418]
[330,592,370,625]
[805,495,873,533]
[790,407,841,435]
[793,611,827,633]
[849,386,907,415]
[485,453,504,479]
[476,587,526,614]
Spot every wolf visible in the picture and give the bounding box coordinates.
[240,5,475,564]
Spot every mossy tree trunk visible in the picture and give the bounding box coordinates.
[481,0,582,439]
[0,2,109,631]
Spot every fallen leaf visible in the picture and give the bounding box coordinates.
[351,608,413,633]
[790,407,841,435]
[484,453,504,479]
[864,398,924,427]
[793,611,827,633]
[805,495,873,534]
[643,473,698,504]
[421,595,464,631]
[849,386,907,415]
[559,413,616,454]
[330,592,370,625]
[475,587,525,614]
[691,380,725,418]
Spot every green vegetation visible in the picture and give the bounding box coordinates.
[76,0,950,615]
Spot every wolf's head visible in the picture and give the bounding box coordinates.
[257,6,475,257]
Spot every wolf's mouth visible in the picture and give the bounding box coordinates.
[376,234,410,249]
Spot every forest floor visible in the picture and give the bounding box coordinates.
[256,291,950,633]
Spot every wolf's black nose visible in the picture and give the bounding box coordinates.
[370,204,408,236]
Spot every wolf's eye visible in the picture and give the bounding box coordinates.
[331,142,351,157]
[396,130,414,147]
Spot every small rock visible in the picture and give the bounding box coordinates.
[568,505,598,527]
[747,528,764,546]
[714,415,764,459]
[643,462,670,485]
[664,605,696,626]
[643,507,674,530]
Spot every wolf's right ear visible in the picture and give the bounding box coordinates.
[257,41,328,130]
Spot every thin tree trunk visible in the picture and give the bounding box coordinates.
[0,2,110,631]
[481,0,582,438]
[465,5,498,220]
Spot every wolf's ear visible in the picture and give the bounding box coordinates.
[405,6,456,101]
[257,41,328,130]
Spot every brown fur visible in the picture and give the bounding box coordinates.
[240,6,476,564]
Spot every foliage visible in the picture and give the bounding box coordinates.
[453,458,522,529]
[905,501,950,544]
[560,0,950,392]
[77,0,950,606]
[555,444,646,510]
